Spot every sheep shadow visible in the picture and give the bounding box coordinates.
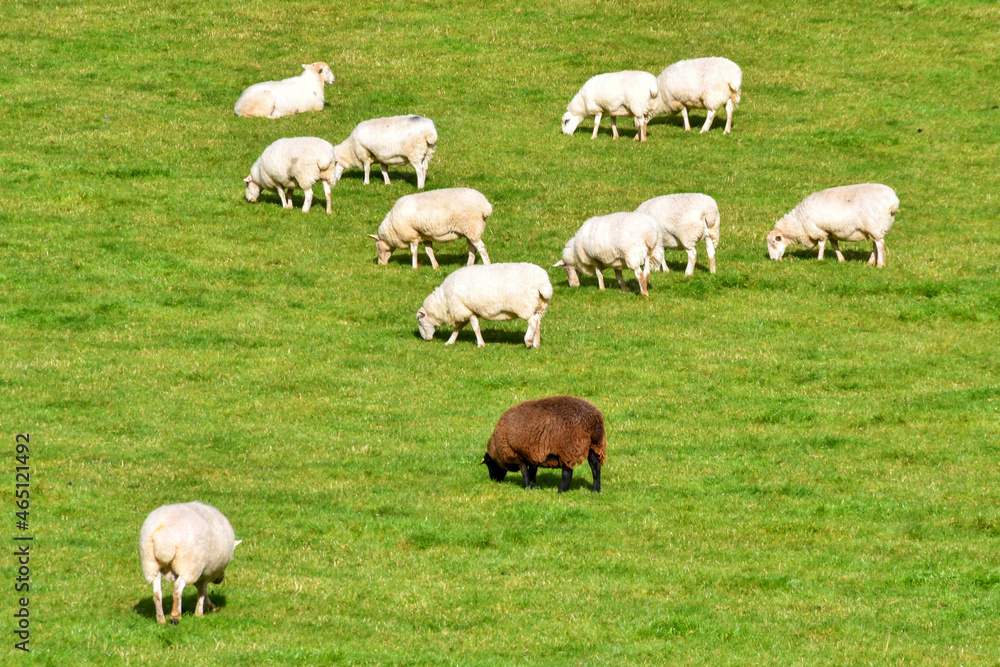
[567,274,646,294]
[133,594,228,620]
[379,253,473,269]
[488,470,598,493]
[780,247,875,263]
[409,328,531,346]
[335,169,421,188]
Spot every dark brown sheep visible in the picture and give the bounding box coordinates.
[482,396,608,493]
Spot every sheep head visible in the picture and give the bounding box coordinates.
[244,175,261,202]
[482,453,508,483]
[368,234,393,265]
[553,259,579,287]
[766,229,788,261]
[561,112,582,136]
[416,307,436,341]
[304,62,336,85]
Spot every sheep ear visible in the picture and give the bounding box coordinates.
[367,234,380,241]
[244,176,252,184]
[302,64,309,70]
[480,456,486,465]
[416,308,426,320]
[553,260,565,267]
[234,540,243,547]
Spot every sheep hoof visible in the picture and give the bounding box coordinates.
[169,618,179,626]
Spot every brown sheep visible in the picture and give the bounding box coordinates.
[482,396,608,493]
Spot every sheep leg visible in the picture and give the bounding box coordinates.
[588,449,602,492]
[469,315,486,348]
[700,109,717,133]
[523,314,540,348]
[301,188,314,213]
[724,99,734,134]
[635,267,649,297]
[466,240,477,266]
[519,462,537,489]
[152,572,166,625]
[169,577,186,625]
[415,163,426,190]
[610,117,619,140]
[684,247,697,276]
[323,180,332,214]
[558,465,573,493]
[869,242,877,265]
[830,239,845,262]
[634,117,646,142]
[615,269,629,292]
[595,270,606,291]
[446,322,465,345]
[363,161,371,185]
[591,113,602,140]
[424,242,439,269]
[195,581,207,616]
[681,108,691,131]
[876,239,887,268]
[471,239,490,265]
[276,188,289,209]
[705,236,717,274]
[410,242,420,269]
[380,164,391,185]
[817,239,826,260]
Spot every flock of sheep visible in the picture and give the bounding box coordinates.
[139,55,900,626]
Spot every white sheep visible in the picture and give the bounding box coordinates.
[368,187,492,269]
[234,63,336,118]
[139,502,241,625]
[417,263,553,348]
[767,183,899,267]
[635,193,721,275]
[554,212,664,297]
[334,115,437,189]
[244,137,336,213]
[561,71,660,142]
[655,57,742,134]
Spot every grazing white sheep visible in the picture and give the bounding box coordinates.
[244,137,336,213]
[561,71,660,142]
[334,115,437,189]
[368,188,492,269]
[655,57,742,134]
[139,502,241,626]
[635,193,721,275]
[767,183,899,267]
[417,263,553,348]
[554,212,663,297]
[234,63,336,118]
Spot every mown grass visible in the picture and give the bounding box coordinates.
[2,0,999,664]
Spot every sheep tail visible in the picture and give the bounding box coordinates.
[539,281,554,302]
[591,426,608,465]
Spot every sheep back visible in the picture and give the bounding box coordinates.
[422,263,552,327]
[249,137,336,192]
[636,193,720,249]
[569,71,660,119]
[378,187,492,247]
[139,502,237,586]
[779,183,899,246]
[337,115,437,167]
[656,57,742,115]
[563,212,660,273]
[487,396,608,470]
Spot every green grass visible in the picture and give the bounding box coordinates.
[2,0,1000,663]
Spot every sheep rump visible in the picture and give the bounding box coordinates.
[244,137,337,213]
[234,62,335,118]
[561,71,660,142]
[334,115,437,189]
[483,396,607,493]
[417,263,552,348]
[654,57,742,133]
[766,183,899,267]
[139,501,240,625]
[635,193,721,275]
[369,188,492,269]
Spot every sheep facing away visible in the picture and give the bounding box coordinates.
[244,137,337,213]
[655,57,742,134]
[334,115,437,189]
[767,183,899,267]
[561,71,660,142]
[368,188,492,269]
[234,63,335,118]
[417,263,552,348]
[139,502,241,625]
[554,212,664,297]
[483,396,608,493]
[635,193,721,275]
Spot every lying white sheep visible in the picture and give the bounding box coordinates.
[368,187,492,269]
[334,115,437,189]
[635,193,721,275]
[655,57,742,134]
[554,212,663,297]
[234,63,336,118]
[561,71,660,142]
[244,137,336,214]
[417,263,553,348]
[139,502,241,625]
[767,183,899,267]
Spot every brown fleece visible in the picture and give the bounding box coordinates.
[487,396,608,470]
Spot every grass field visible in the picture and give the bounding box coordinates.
[2,0,1000,663]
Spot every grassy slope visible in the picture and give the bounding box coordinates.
[1,0,999,664]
